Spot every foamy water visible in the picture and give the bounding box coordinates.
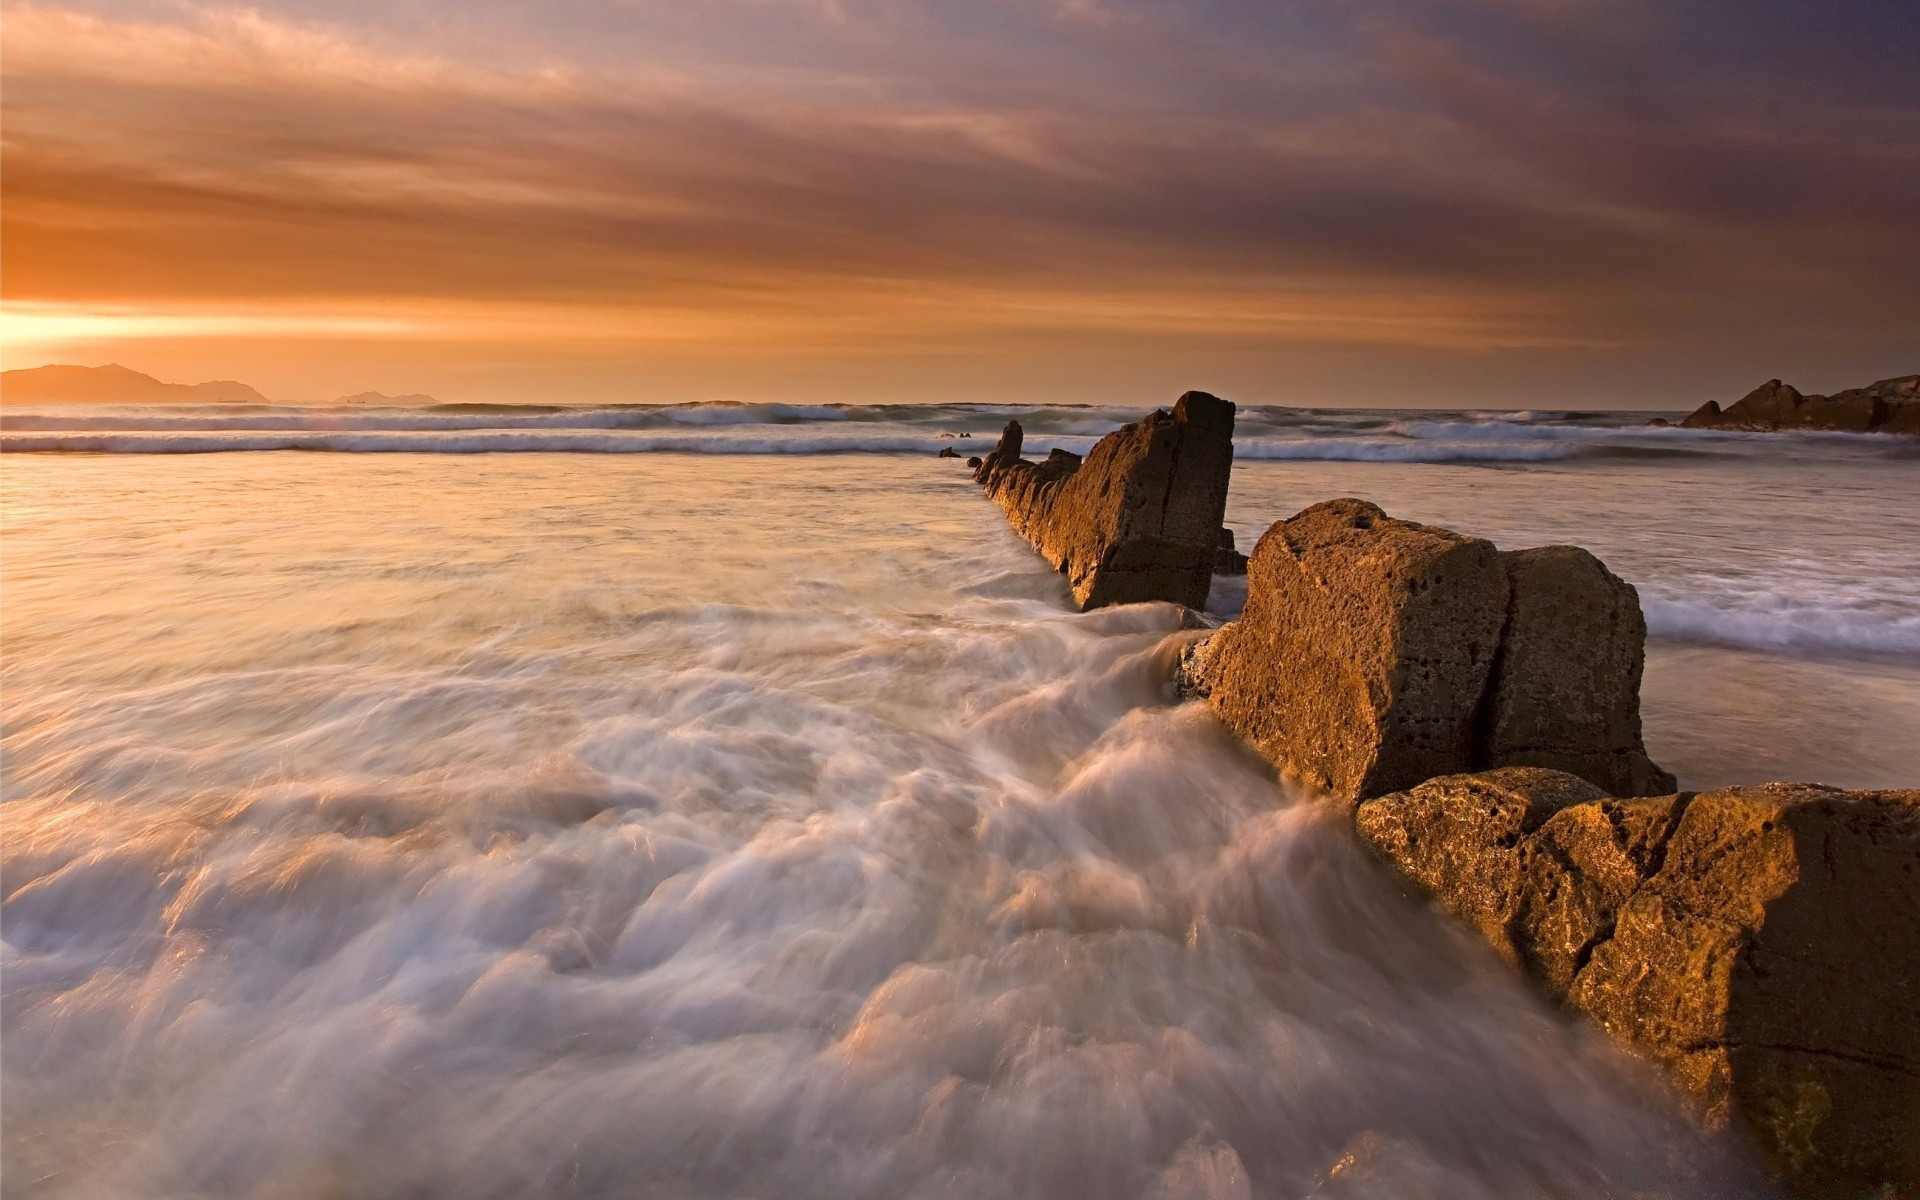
[7,398,1917,466]
[4,420,1915,1198]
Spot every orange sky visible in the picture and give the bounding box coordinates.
[4,1,1917,406]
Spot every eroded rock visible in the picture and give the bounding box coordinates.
[1355,769,1920,1197]
[1678,375,1920,434]
[1189,499,1511,803]
[1184,502,1672,803]
[973,392,1236,610]
[1214,527,1248,576]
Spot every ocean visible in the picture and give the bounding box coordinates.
[4,400,1916,1198]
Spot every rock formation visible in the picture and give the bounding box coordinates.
[1677,375,1920,434]
[1354,768,1920,1197]
[1485,546,1674,796]
[1182,499,1671,803]
[1213,528,1248,576]
[974,392,1236,610]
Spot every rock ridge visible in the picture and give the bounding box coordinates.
[1183,499,1672,803]
[1676,375,1920,434]
[973,392,1236,610]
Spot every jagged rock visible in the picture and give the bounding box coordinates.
[1679,400,1723,427]
[1677,375,1920,434]
[1486,547,1675,796]
[1188,499,1511,803]
[1183,502,1671,803]
[972,392,1236,610]
[1355,769,1920,1198]
[1214,527,1248,576]
[937,447,961,458]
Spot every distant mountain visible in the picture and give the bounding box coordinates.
[2,363,272,405]
[334,391,438,405]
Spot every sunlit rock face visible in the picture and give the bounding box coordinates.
[1355,769,1920,1198]
[1183,500,1671,804]
[974,392,1236,611]
[1186,498,1510,803]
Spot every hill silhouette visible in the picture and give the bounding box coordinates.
[2,363,272,404]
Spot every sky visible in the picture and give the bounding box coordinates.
[3,0,1917,406]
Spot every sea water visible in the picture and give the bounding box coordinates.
[4,403,1916,1199]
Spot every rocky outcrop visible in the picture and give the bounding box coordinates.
[1355,768,1920,1197]
[1188,499,1511,801]
[1184,500,1670,804]
[1678,375,1920,434]
[974,392,1236,610]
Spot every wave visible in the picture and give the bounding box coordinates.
[1644,595,1920,656]
[0,399,1893,463]
[0,429,1738,464]
[0,401,857,434]
[1234,438,1581,462]
[0,430,1009,455]
[1388,418,1896,446]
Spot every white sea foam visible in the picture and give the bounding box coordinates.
[1232,438,1580,462]
[1644,594,1920,655]
[5,400,1907,466]
[1,453,1770,1199]
[0,429,1600,463]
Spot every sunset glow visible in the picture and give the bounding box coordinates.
[4,0,1917,403]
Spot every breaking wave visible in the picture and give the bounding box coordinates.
[1644,594,1920,656]
[0,431,993,455]
[7,399,1890,463]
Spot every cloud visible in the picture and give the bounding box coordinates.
[3,0,1916,402]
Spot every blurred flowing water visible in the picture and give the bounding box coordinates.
[5,427,1915,1199]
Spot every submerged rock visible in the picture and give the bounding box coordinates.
[1677,375,1920,434]
[973,392,1236,610]
[1355,768,1920,1197]
[937,447,961,458]
[1183,500,1670,803]
[1213,527,1248,576]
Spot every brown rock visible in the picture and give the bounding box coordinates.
[1214,527,1248,576]
[1679,399,1724,428]
[1486,546,1675,796]
[1185,505,1672,802]
[937,446,961,458]
[1678,375,1920,434]
[1356,770,1920,1196]
[973,392,1236,610]
[1190,499,1511,803]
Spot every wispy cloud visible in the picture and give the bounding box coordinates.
[3,0,1915,403]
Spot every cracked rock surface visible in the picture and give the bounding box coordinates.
[1355,767,1920,1197]
[1182,499,1672,803]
